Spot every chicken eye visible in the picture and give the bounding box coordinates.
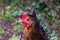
[27,19,29,21]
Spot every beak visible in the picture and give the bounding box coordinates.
[12,19,22,26]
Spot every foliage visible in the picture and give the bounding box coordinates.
[57,38,60,40]
[0,27,7,35]
[44,24,58,40]
[14,24,24,32]
[8,34,20,40]
[12,9,24,17]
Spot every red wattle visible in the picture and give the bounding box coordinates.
[23,23,29,28]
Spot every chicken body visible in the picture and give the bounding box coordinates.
[20,8,48,40]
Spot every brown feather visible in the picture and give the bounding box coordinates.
[24,20,45,40]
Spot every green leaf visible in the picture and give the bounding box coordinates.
[9,34,20,40]
[0,28,7,35]
[12,10,24,17]
[14,24,24,32]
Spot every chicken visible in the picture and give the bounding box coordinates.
[20,8,48,40]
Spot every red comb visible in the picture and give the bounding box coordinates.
[22,12,29,21]
[22,12,29,28]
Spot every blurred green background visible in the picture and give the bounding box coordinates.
[0,0,60,40]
